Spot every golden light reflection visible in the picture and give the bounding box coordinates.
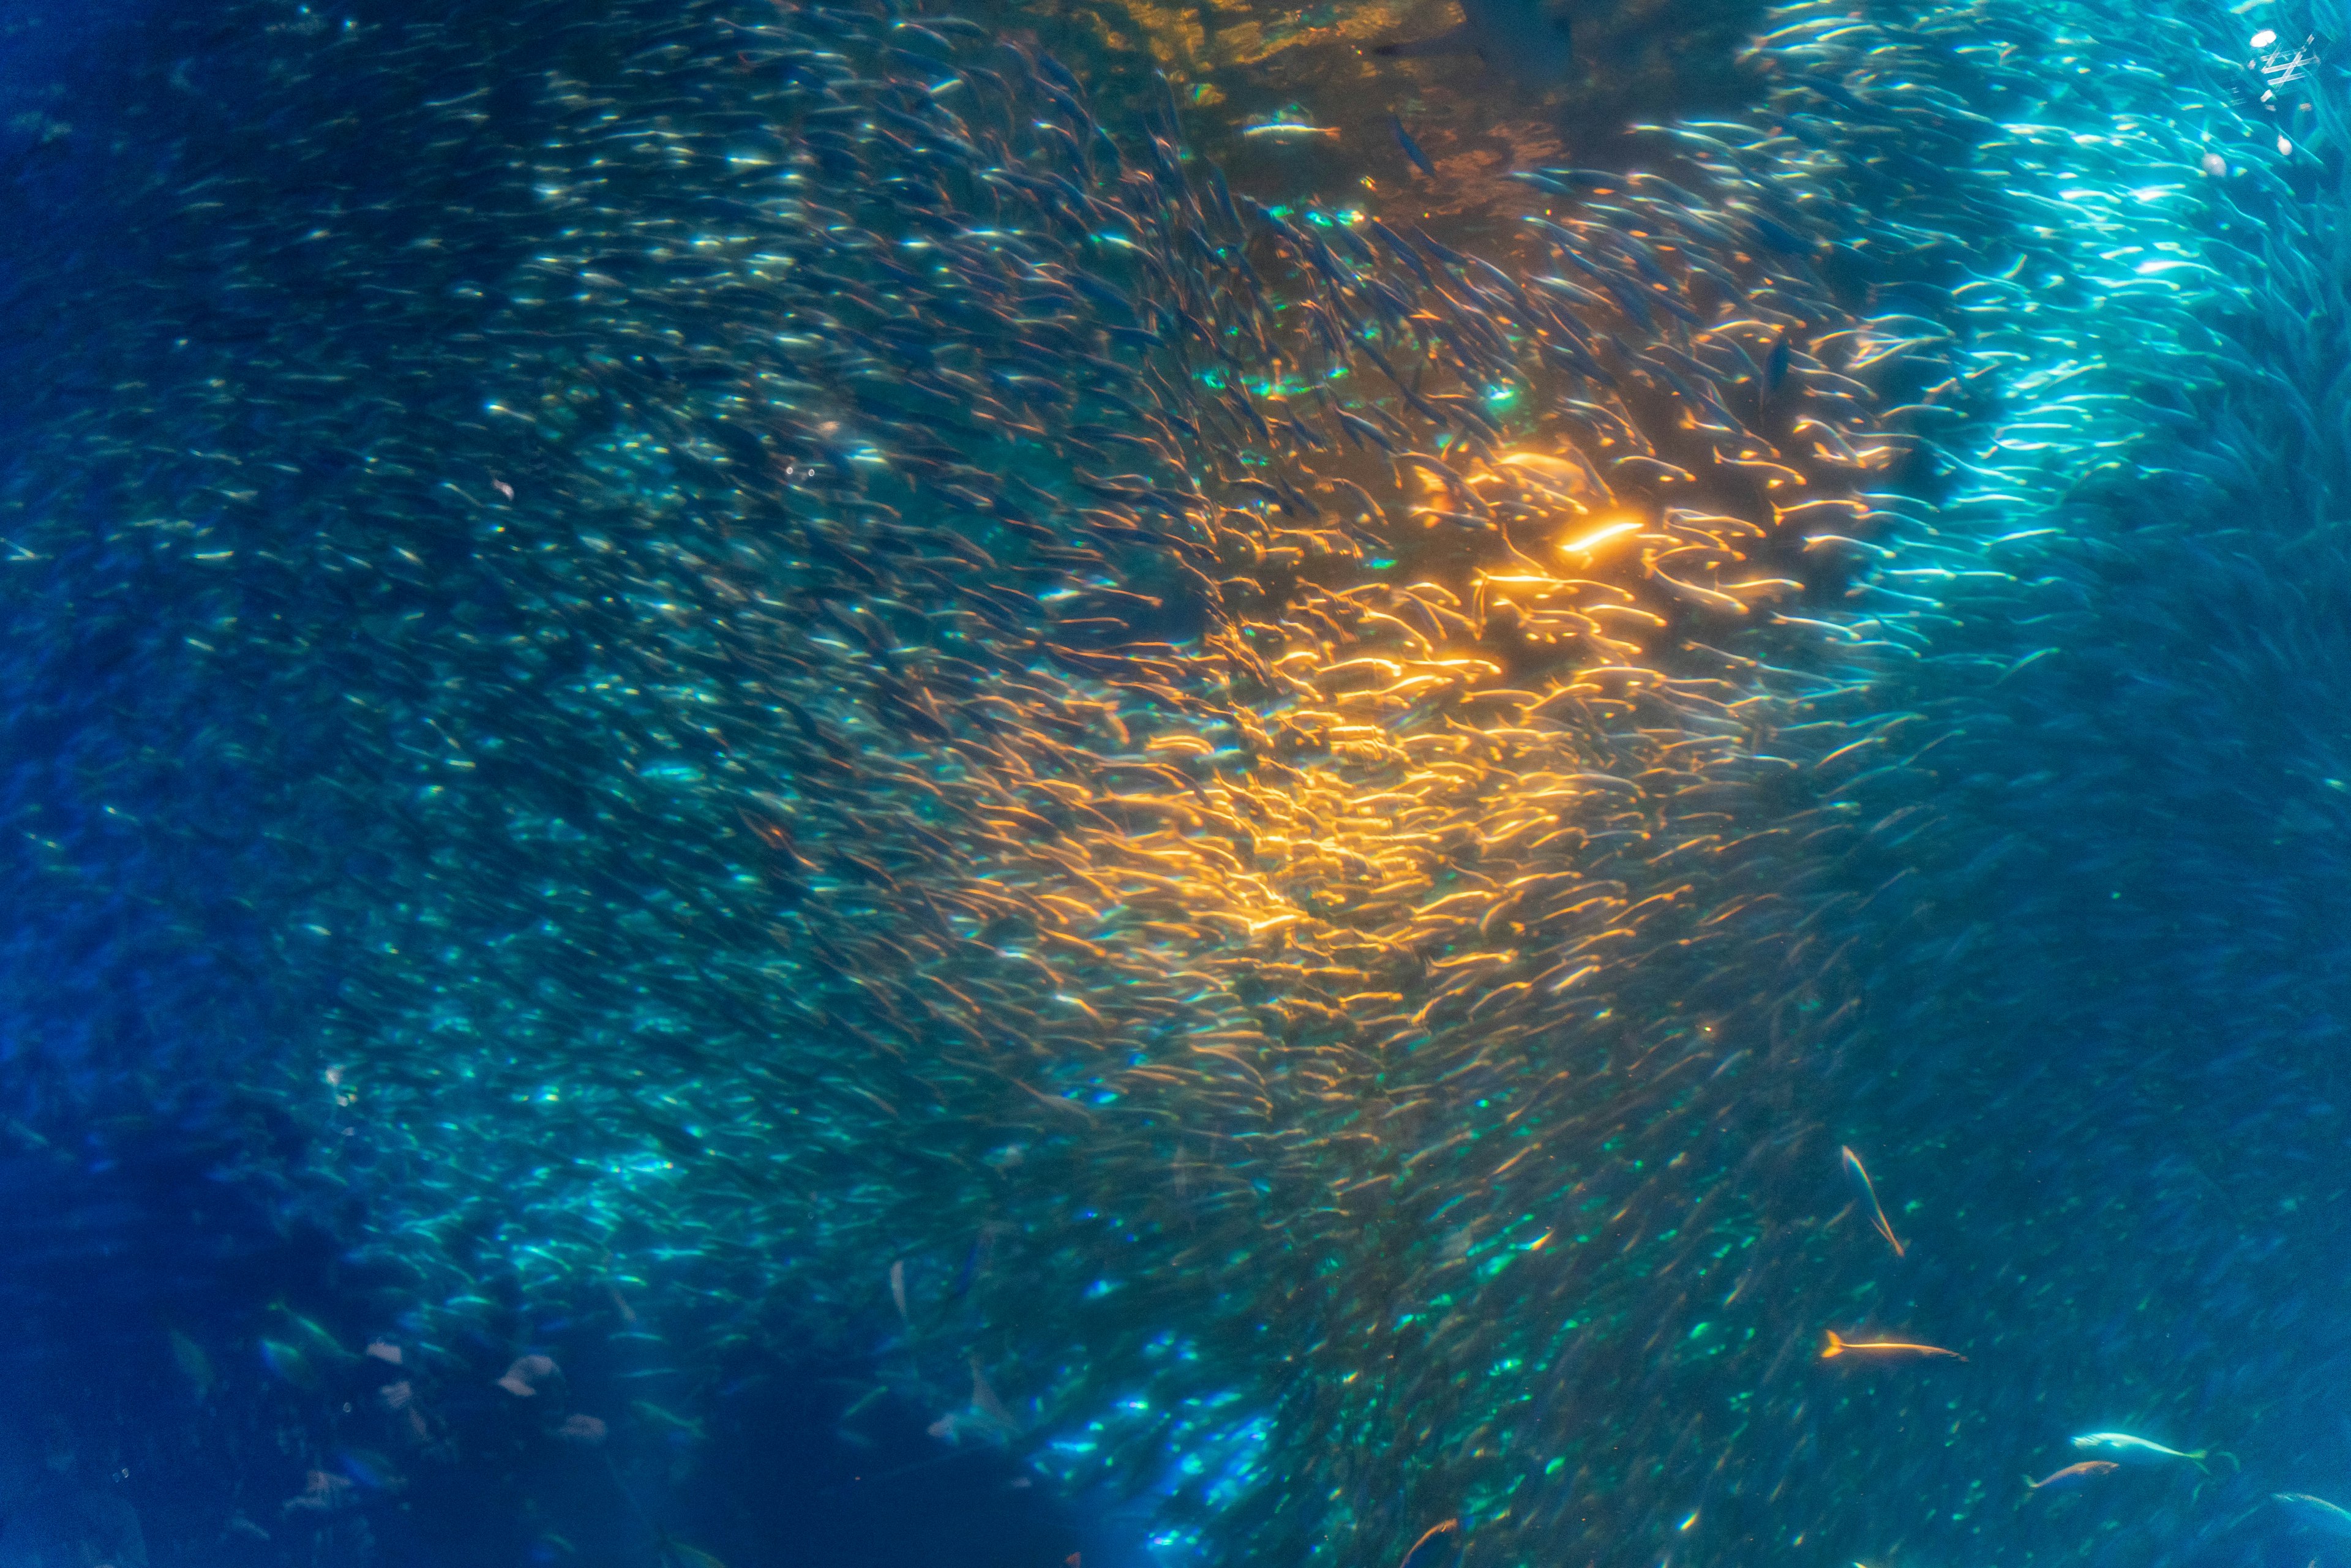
[1560,517,1641,555]
[852,106,1939,1448]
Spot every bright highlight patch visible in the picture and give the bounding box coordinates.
[1561,519,1640,554]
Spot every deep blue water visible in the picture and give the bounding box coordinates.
[1,0,2349,1565]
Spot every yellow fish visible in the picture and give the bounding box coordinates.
[1240,122,1341,139]
[1821,1330,1965,1361]
[1399,1518,1461,1568]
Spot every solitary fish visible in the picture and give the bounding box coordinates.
[1390,116,1439,179]
[1821,1330,1965,1361]
[2274,1493,2351,1537]
[1840,1145,1907,1258]
[2071,1432,2223,1471]
[1371,0,1577,89]
[1240,122,1341,140]
[1398,1518,1462,1568]
[2025,1460,2119,1491]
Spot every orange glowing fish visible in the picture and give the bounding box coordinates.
[1821,1330,1966,1361]
[1240,121,1341,139]
[2025,1460,2119,1491]
[1398,1518,1461,1568]
[1840,1145,1907,1258]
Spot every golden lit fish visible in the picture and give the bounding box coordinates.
[1821,1330,1965,1360]
[1241,122,1341,140]
[2025,1460,2118,1491]
[1398,1518,1461,1568]
[1839,1144,1907,1257]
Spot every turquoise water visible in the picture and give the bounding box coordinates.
[0,0,2344,1565]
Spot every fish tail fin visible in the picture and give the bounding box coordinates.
[2210,1449,2241,1473]
[1821,1331,1843,1358]
[2021,1474,2038,1491]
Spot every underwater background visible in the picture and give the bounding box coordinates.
[0,0,2347,1563]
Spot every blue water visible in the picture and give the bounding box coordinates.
[1,0,2347,1564]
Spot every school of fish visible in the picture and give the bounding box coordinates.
[0,0,2347,1562]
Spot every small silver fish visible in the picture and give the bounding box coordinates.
[1840,1146,1906,1257]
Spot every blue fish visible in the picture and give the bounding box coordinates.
[1390,115,1439,179]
